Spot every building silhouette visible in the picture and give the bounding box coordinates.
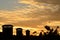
[16,28,23,40]
[16,28,23,37]
[26,30,30,36]
[0,24,59,40]
[2,24,13,38]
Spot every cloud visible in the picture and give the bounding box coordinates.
[19,0,60,12]
[46,21,60,26]
[0,0,60,27]
[34,0,60,4]
[0,0,60,35]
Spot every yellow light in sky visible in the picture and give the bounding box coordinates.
[46,21,60,26]
[13,26,42,36]
[0,0,59,36]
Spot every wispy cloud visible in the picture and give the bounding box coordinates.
[0,0,60,35]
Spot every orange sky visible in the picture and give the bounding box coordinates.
[0,0,60,35]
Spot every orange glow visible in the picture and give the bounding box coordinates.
[0,0,60,36]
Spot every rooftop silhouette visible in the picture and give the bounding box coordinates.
[0,24,60,40]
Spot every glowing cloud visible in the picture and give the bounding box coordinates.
[0,0,60,35]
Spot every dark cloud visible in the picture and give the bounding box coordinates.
[34,0,60,4]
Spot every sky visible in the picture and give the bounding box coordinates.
[0,0,60,35]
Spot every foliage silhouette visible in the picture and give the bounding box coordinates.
[0,24,60,40]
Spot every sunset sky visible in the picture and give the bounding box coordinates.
[0,0,60,35]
